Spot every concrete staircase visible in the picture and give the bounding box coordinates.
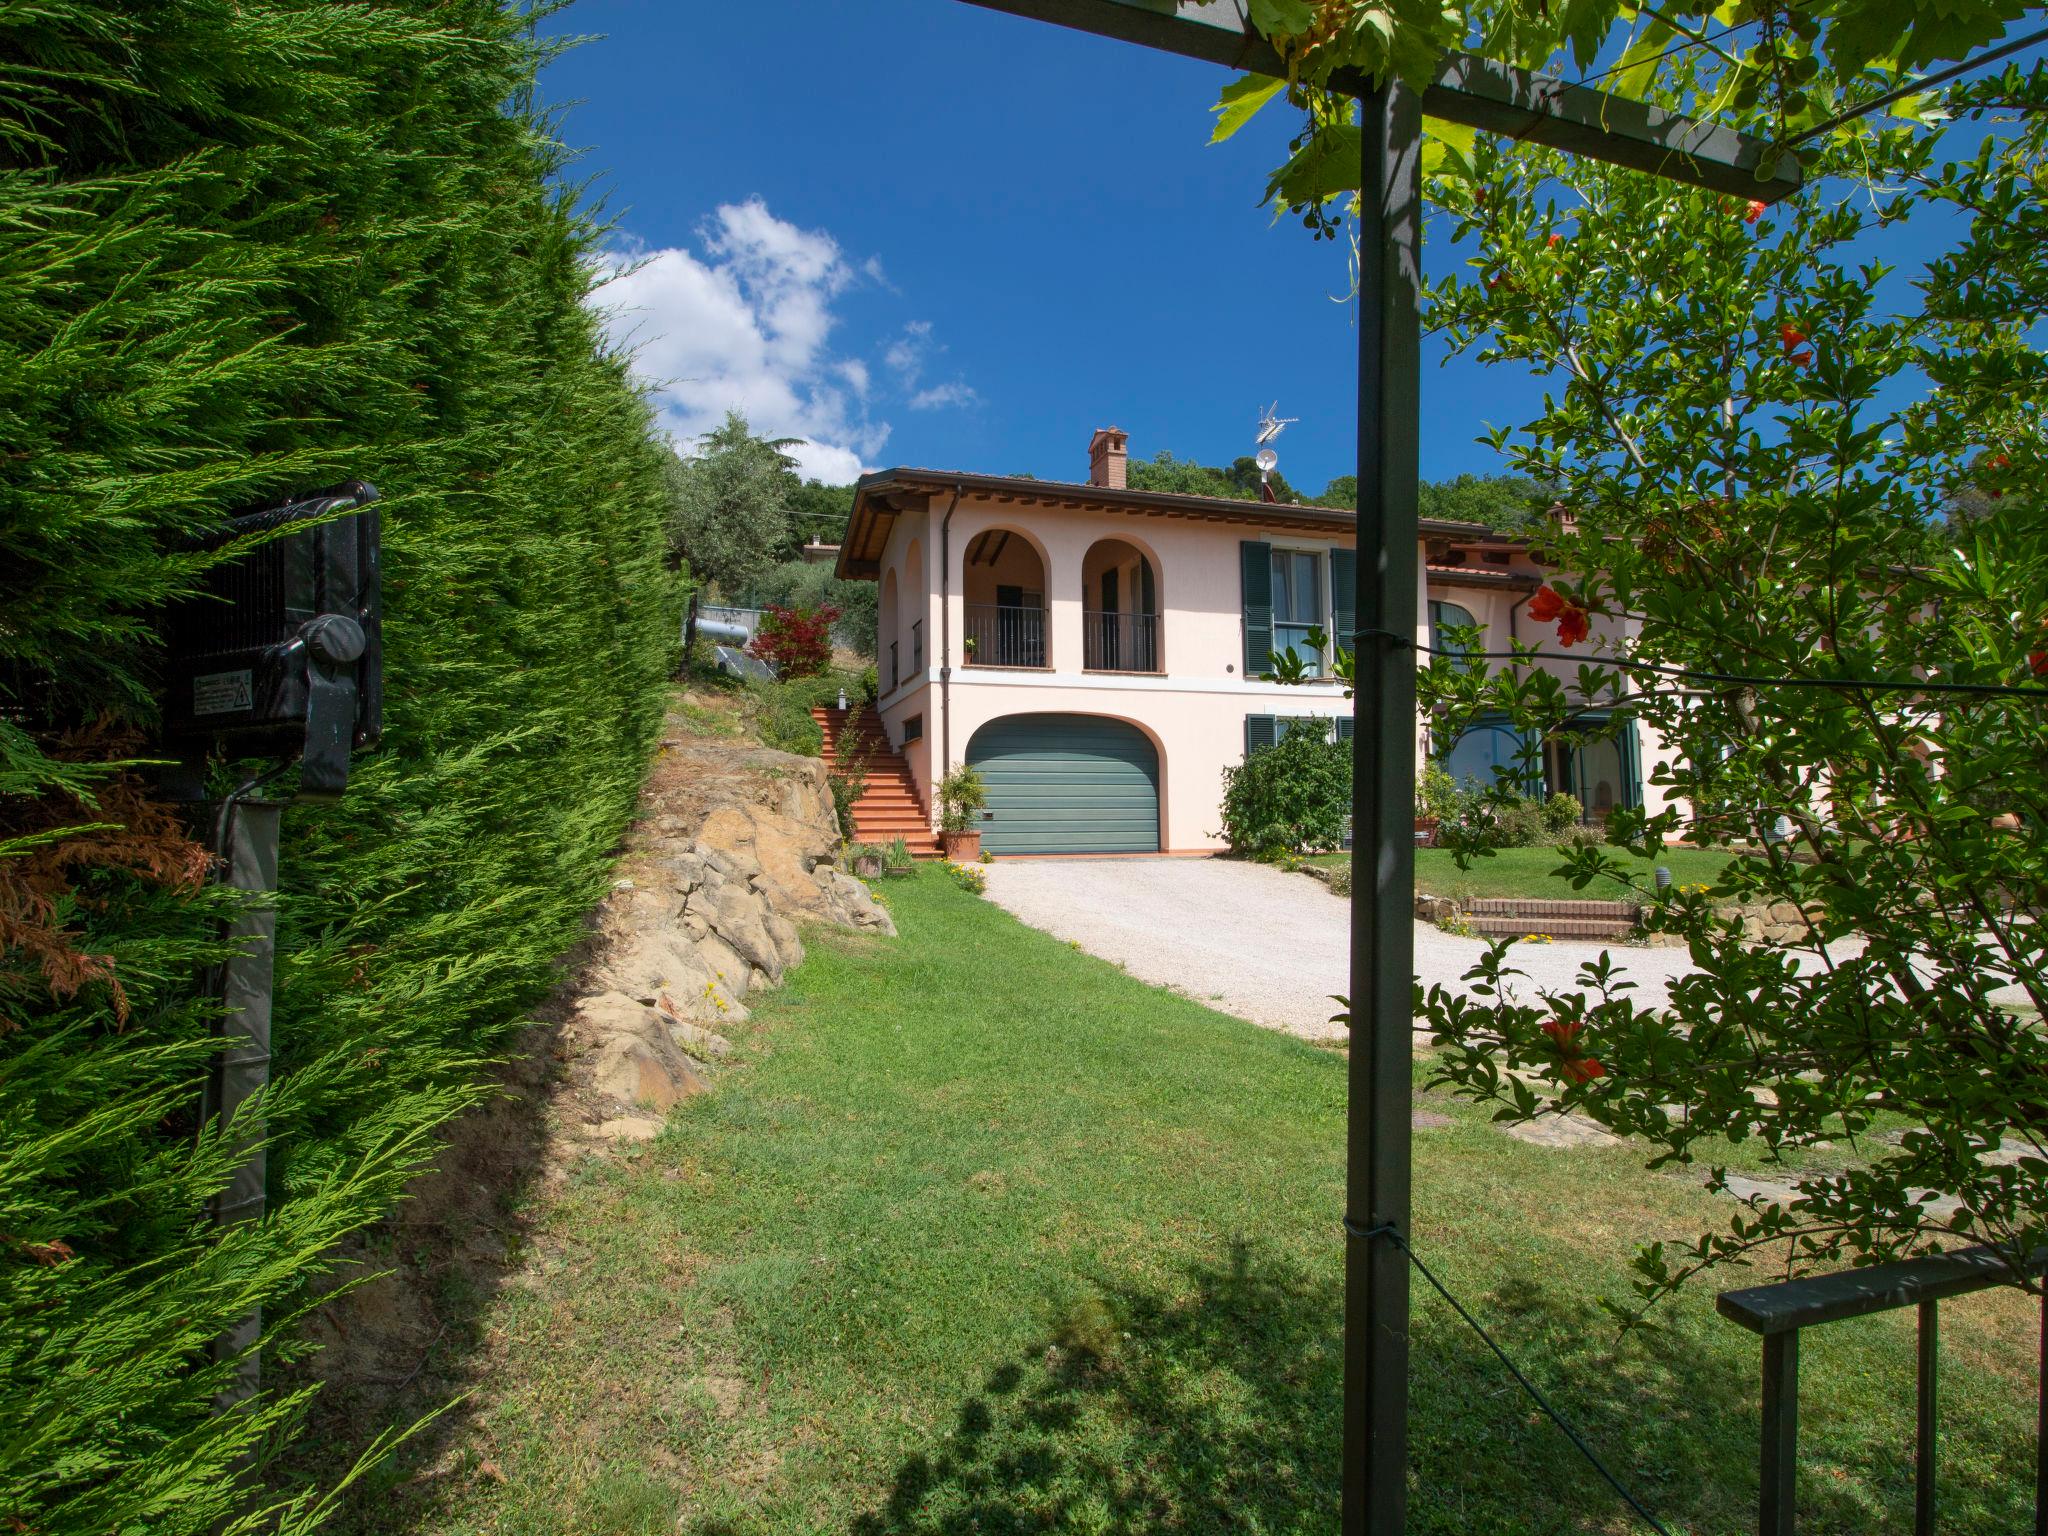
[813,706,941,859]
[1460,897,1640,942]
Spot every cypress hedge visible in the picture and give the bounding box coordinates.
[0,4,681,1530]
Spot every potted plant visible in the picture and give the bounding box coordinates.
[849,841,885,879]
[937,765,987,861]
[884,835,916,876]
[963,636,978,661]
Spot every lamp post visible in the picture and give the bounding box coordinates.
[949,8,1799,1528]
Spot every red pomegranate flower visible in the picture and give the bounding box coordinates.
[1541,1018,1581,1049]
[2030,651,2047,677]
[1547,233,1564,248]
[1746,200,1766,224]
[1789,349,1813,368]
[1779,323,1806,347]
[1562,1057,1607,1085]
[1530,585,1591,646]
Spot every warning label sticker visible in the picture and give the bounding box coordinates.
[193,670,254,716]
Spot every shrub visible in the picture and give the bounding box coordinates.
[938,766,988,835]
[0,5,678,1529]
[744,671,854,757]
[827,718,873,842]
[1490,797,1550,848]
[1417,761,1461,822]
[1220,727,1351,855]
[735,557,879,659]
[748,603,839,679]
[1542,792,1584,832]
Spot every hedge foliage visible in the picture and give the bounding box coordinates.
[0,4,680,1531]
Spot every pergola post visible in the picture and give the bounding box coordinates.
[1346,78,1423,1536]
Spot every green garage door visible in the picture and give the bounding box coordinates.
[967,714,1160,855]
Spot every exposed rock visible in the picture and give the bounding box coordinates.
[588,1029,710,1116]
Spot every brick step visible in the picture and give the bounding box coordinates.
[1465,916,1640,942]
[1462,897,1638,919]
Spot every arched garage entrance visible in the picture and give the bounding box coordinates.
[966,714,1159,855]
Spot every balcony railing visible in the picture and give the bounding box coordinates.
[888,640,899,692]
[964,603,1046,668]
[1083,610,1159,673]
[910,618,924,675]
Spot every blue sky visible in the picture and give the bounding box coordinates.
[538,2,2039,495]
[541,0,1543,493]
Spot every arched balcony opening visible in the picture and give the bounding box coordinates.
[1081,538,1160,673]
[879,567,901,691]
[962,528,1048,668]
[901,539,925,683]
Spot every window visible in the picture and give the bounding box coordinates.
[902,713,923,745]
[1429,600,1478,668]
[1441,714,1541,795]
[1270,549,1325,671]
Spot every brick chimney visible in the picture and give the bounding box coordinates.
[1087,426,1128,489]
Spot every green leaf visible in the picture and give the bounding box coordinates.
[1266,122,1364,210]
[1246,0,1317,38]
[1211,73,1286,144]
[1609,17,1675,101]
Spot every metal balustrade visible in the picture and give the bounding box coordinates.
[963,603,1046,668]
[1082,610,1160,672]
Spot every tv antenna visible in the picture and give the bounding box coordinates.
[1255,401,1297,445]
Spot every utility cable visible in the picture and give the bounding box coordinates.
[1357,631,2048,701]
[1356,1220,1677,1536]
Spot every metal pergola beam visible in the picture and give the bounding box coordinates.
[946,5,1803,1534]
[959,0,1804,200]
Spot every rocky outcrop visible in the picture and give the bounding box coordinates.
[555,704,893,1145]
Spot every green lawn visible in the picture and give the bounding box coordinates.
[1312,845,1741,902]
[327,870,2038,1536]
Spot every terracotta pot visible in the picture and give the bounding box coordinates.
[940,829,982,861]
[853,855,882,878]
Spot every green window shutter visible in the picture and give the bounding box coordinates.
[1336,716,1355,743]
[1244,714,1278,757]
[1329,547,1357,659]
[1240,540,1273,675]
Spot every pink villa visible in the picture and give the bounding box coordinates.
[833,428,1675,856]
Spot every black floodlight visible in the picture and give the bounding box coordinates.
[162,481,382,801]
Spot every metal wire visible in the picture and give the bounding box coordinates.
[1785,24,2048,146]
[1357,1220,1677,1536]
[1404,639,2048,701]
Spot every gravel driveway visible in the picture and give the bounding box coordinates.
[983,857,1736,1042]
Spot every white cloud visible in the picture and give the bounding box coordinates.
[591,199,889,481]
[909,381,979,411]
[884,320,933,382]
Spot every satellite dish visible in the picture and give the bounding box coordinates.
[1255,447,1279,473]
